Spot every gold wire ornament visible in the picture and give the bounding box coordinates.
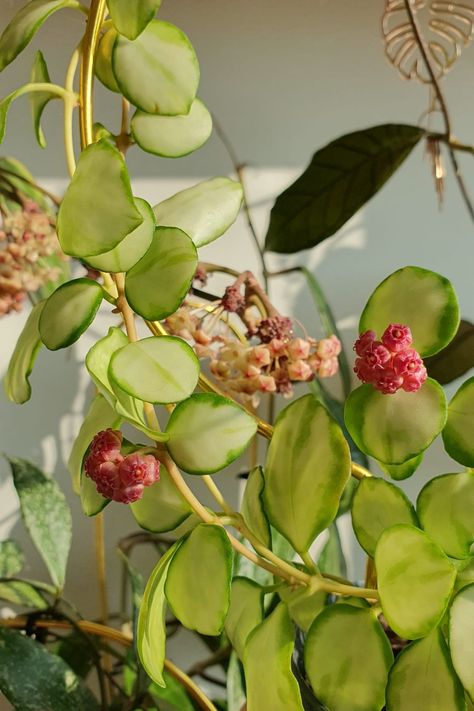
[382,0,474,81]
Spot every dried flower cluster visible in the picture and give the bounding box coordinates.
[0,200,67,316]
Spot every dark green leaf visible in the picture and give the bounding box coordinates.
[265,124,424,253]
[54,632,96,679]
[425,319,474,384]
[0,539,24,577]
[149,672,194,711]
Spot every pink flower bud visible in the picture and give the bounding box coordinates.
[258,375,277,392]
[381,323,412,353]
[269,339,288,358]
[248,345,272,367]
[317,335,342,359]
[318,357,339,378]
[288,359,313,381]
[374,369,404,395]
[364,342,391,368]
[244,364,261,379]
[222,285,246,313]
[288,338,311,360]
[401,365,427,392]
[354,330,376,356]
[392,349,423,376]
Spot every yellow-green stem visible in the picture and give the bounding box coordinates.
[64,47,80,177]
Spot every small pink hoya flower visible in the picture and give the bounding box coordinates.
[353,324,426,395]
[84,429,160,504]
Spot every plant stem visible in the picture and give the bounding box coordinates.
[202,475,234,515]
[300,550,318,574]
[64,47,80,178]
[94,512,111,705]
[79,0,108,148]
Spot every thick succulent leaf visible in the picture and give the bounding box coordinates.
[263,394,351,553]
[375,524,456,639]
[165,523,233,635]
[359,266,460,357]
[95,29,120,92]
[351,477,418,557]
[166,393,257,474]
[0,627,99,710]
[137,542,180,687]
[153,177,243,247]
[39,278,103,351]
[149,672,194,711]
[417,471,474,559]
[345,379,447,465]
[318,522,347,578]
[112,20,199,115]
[443,377,474,466]
[107,0,161,40]
[265,124,423,253]
[379,453,424,481]
[0,0,79,72]
[241,466,271,548]
[125,227,197,320]
[225,577,264,659]
[30,50,56,147]
[131,98,212,157]
[305,605,393,711]
[8,458,72,589]
[0,580,47,609]
[386,629,465,711]
[57,139,143,258]
[80,470,108,517]
[84,197,155,273]
[425,319,474,384]
[109,336,199,404]
[4,301,44,404]
[0,540,24,577]
[449,583,474,700]
[278,578,326,632]
[130,465,191,532]
[0,86,45,144]
[243,603,304,711]
[455,557,474,594]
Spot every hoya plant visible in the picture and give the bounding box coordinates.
[0,1,474,710]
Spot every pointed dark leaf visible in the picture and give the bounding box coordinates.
[425,319,474,384]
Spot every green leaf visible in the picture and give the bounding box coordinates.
[359,266,460,357]
[84,197,155,273]
[0,156,50,210]
[0,580,47,609]
[137,543,180,687]
[425,319,474,384]
[149,672,194,711]
[243,603,304,711]
[39,278,103,351]
[0,627,99,710]
[449,583,474,701]
[165,523,233,635]
[386,629,465,711]
[265,124,423,253]
[107,0,161,40]
[153,177,243,247]
[30,50,55,147]
[95,29,120,92]
[417,471,474,559]
[379,453,424,481]
[278,577,326,632]
[0,540,24,577]
[443,377,474,466]
[8,457,72,589]
[375,524,456,639]
[130,464,191,532]
[109,335,199,404]
[125,227,197,320]
[165,393,257,474]
[344,379,447,465]
[227,652,246,711]
[305,605,393,711]
[351,477,418,557]
[0,0,79,73]
[241,466,271,548]
[454,557,474,594]
[318,522,347,578]
[263,394,351,553]
[4,301,44,404]
[112,20,199,115]
[131,98,212,158]
[57,139,143,258]
[225,577,264,659]
[80,470,108,517]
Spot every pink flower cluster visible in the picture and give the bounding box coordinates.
[353,324,427,394]
[84,429,160,504]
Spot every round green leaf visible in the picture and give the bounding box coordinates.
[243,603,304,711]
[112,20,199,115]
[278,579,326,632]
[125,226,197,320]
[131,98,212,158]
[443,377,474,466]
[95,29,120,93]
[417,471,474,559]
[165,393,257,474]
[84,198,155,273]
[225,577,264,659]
[153,177,243,247]
[305,605,393,711]
[351,477,418,557]
[263,394,351,553]
[359,266,460,357]
[165,523,233,635]
[375,524,456,639]
[345,379,447,465]
[109,336,199,404]
[130,465,191,532]
[241,466,271,548]
[386,629,465,711]
[107,0,161,40]
[57,139,143,258]
[39,278,103,351]
[455,557,474,594]
[379,453,424,481]
[4,301,44,404]
[449,583,474,700]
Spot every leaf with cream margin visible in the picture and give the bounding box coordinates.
[4,301,44,404]
[39,278,103,350]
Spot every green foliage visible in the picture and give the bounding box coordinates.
[0,579,48,609]
[30,50,56,147]
[443,376,474,466]
[107,0,162,41]
[130,465,191,532]
[39,278,103,350]
[225,577,264,658]
[241,466,271,548]
[4,301,44,404]
[449,583,474,701]
[0,539,24,577]
[425,319,474,384]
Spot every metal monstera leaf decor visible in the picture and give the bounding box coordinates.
[382,0,474,81]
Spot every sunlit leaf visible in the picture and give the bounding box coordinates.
[4,302,44,404]
[241,466,271,548]
[29,50,56,147]
[379,453,424,481]
[130,465,191,532]
[107,0,161,40]
[225,577,264,659]
[278,576,326,632]
[449,583,474,701]
[95,29,120,92]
